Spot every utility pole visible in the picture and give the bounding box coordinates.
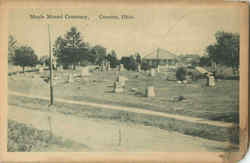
[157,48,160,68]
[48,24,54,105]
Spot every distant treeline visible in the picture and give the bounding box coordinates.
[8,27,239,73]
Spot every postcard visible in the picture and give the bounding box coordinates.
[0,0,248,163]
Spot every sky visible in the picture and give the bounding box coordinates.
[8,7,240,58]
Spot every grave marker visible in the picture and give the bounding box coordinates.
[119,64,124,71]
[145,86,156,97]
[149,68,155,77]
[80,67,90,77]
[116,75,128,87]
[113,81,124,93]
[137,64,141,72]
[206,74,215,87]
[68,74,73,83]
[39,67,44,72]
[156,66,160,73]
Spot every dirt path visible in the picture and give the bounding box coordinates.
[9,91,234,128]
[8,105,232,152]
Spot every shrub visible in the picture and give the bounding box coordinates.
[141,61,151,71]
[176,67,187,81]
[120,56,137,71]
[214,65,235,79]
[80,60,92,67]
[8,120,59,152]
[187,69,205,81]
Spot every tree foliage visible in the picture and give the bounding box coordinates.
[13,46,38,72]
[8,35,18,63]
[135,53,142,65]
[176,67,187,81]
[206,31,239,72]
[54,27,110,68]
[121,55,137,71]
[89,45,107,65]
[107,50,119,68]
[54,27,88,69]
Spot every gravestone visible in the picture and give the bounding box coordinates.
[119,64,124,71]
[183,80,188,84]
[145,86,156,97]
[137,64,141,72]
[57,65,63,71]
[116,75,128,87]
[68,74,74,83]
[80,67,90,77]
[149,68,155,77]
[101,64,105,72]
[177,81,182,84]
[156,66,160,73]
[113,81,124,93]
[206,75,215,87]
[38,67,44,72]
[106,63,110,71]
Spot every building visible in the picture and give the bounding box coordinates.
[143,48,177,68]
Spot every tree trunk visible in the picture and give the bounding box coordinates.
[22,66,25,73]
[73,64,76,70]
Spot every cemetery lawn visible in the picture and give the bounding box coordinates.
[8,68,239,124]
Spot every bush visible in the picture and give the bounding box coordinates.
[120,56,137,71]
[141,61,151,71]
[214,65,235,79]
[8,120,60,152]
[176,67,187,81]
[187,69,205,81]
[80,60,92,67]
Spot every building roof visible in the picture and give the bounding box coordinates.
[143,48,176,60]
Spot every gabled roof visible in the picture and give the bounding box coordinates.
[143,48,176,60]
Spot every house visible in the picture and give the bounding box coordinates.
[143,48,177,68]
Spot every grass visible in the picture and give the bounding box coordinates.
[9,95,239,144]
[8,68,239,123]
[8,120,89,152]
[8,67,240,145]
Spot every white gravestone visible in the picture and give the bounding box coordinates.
[119,64,124,71]
[101,64,105,72]
[57,65,63,71]
[156,66,160,73]
[116,75,128,87]
[137,64,141,72]
[113,81,124,93]
[80,67,90,77]
[39,67,44,72]
[68,74,74,83]
[145,86,156,97]
[207,75,215,87]
[149,68,155,77]
[106,63,110,71]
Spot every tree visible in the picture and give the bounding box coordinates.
[107,50,119,68]
[53,36,66,65]
[135,53,142,65]
[55,27,88,69]
[206,31,239,74]
[90,45,107,65]
[199,56,211,67]
[121,55,137,71]
[8,35,17,63]
[13,46,38,73]
[64,27,86,48]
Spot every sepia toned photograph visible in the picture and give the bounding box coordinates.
[2,1,248,160]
